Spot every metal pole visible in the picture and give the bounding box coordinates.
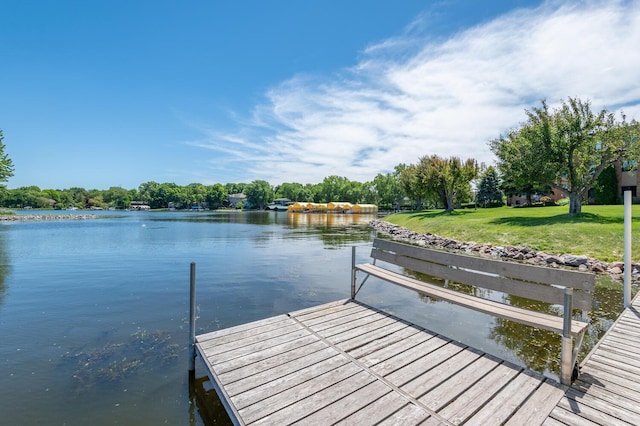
[624,190,632,308]
[351,246,356,299]
[189,262,196,376]
[560,287,573,385]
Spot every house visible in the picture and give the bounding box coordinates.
[616,160,639,199]
[130,201,151,211]
[226,193,247,208]
[506,187,565,206]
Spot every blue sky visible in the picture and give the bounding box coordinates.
[2,0,639,190]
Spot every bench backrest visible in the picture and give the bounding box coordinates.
[370,238,595,311]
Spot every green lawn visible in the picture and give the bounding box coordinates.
[383,205,640,263]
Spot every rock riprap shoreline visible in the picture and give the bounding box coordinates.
[370,219,639,283]
[0,214,97,221]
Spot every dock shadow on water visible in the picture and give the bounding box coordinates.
[189,376,234,426]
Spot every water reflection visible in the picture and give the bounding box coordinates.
[288,213,376,248]
[490,296,562,375]
[144,211,377,248]
[0,228,10,306]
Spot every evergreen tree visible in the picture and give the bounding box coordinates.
[593,165,619,205]
[476,166,504,208]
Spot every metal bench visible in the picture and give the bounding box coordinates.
[351,238,596,385]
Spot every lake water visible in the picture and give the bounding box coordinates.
[0,210,624,425]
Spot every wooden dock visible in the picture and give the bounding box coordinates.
[545,293,640,425]
[196,299,567,425]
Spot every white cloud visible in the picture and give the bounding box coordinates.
[197,0,640,185]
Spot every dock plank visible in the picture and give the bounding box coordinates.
[292,380,392,425]
[310,312,393,340]
[554,395,634,426]
[287,299,351,317]
[437,362,521,423]
[300,306,378,332]
[224,345,339,396]
[238,362,364,424]
[293,300,383,322]
[218,340,328,384]
[232,354,350,410]
[400,346,484,398]
[200,322,304,355]
[418,354,501,412]
[382,340,465,386]
[336,393,413,425]
[327,317,402,346]
[505,377,565,426]
[288,299,353,319]
[375,403,431,426]
[358,330,440,369]
[336,320,412,353]
[573,376,640,405]
[565,387,640,421]
[251,370,376,425]
[547,406,601,426]
[346,324,422,360]
[205,328,314,365]
[197,314,290,342]
[213,333,319,374]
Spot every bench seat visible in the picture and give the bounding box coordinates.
[351,238,596,385]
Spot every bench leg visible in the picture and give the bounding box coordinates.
[560,336,573,385]
[351,246,357,299]
[560,287,574,385]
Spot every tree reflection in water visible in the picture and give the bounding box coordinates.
[491,279,628,378]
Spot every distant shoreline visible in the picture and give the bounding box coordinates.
[0,214,98,221]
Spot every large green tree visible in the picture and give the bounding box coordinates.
[419,155,478,212]
[0,130,14,188]
[206,184,227,209]
[491,98,639,215]
[274,182,304,201]
[490,126,549,206]
[245,180,274,210]
[184,183,207,207]
[372,171,403,210]
[104,186,132,209]
[317,175,348,203]
[398,164,426,210]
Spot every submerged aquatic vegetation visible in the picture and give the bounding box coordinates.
[62,329,180,392]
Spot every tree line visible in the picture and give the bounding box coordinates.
[1,97,638,214]
[0,168,479,211]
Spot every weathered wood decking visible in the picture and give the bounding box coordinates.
[196,299,567,425]
[545,293,640,425]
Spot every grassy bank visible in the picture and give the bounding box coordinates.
[383,205,640,263]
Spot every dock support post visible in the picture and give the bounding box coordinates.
[560,287,574,385]
[351,246,356,299]
[189,262,197,379]
[624,190,632,308]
